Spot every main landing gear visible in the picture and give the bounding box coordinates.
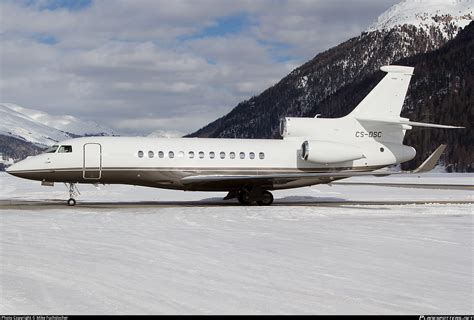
[236,188,274,206]
[65,182,80,206]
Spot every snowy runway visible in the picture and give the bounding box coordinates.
[1,173,473,314]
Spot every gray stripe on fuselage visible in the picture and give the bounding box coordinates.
[8,165,384,174]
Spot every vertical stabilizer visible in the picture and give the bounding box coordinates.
[349,65,414,119]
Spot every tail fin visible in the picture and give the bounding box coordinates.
[349,65,414,119]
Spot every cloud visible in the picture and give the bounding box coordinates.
[0,0,399,135]
[250,0,401,60]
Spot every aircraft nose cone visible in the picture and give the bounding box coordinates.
[5,158,40,180]
[5,155,52,181]
[6,163,16,173]
[6,162,20,177]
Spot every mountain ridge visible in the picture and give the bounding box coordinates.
[0,103,116,165]
[0,103,115,147]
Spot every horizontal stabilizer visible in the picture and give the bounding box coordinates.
[357,117,464,129]
[380,65,414,74]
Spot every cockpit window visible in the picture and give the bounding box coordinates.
[58,145,73,153]
[45,145,59,153]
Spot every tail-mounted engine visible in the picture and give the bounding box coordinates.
[280,117,319,138]
[301,140,364,164]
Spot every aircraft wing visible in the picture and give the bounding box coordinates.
[181,170,385,190]
[182,170,392,184]
[181,145,447,189]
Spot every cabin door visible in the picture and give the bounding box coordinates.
[83,143,102,179]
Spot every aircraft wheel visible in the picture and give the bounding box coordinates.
[257,191,273,206]
[237,191,252,205]
[67,198,76,206]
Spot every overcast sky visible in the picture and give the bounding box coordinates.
[0,0,400,135]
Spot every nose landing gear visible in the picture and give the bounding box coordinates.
[65,182,80,206]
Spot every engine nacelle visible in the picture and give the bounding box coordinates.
[279,116,353,139]
[280,117,317,137]
[301,140,364,164]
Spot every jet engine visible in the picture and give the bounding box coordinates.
[301,140,364,164]
[280,117,318,137]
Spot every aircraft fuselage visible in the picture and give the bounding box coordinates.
[7,136,410,191]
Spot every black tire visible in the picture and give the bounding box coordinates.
[67,198,76,206]
[257,191,273,206]
[237,191,252,205]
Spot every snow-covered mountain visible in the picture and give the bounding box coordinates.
[368,0,473,34]
[147,129,183,138]
[0,103,115,146]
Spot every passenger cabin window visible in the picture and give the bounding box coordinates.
[230,152,235,159]
[138,151,144,158]
[58,145,72,153]
[220,152,225,159]
[189,151,195,159]
[169,151,174,159]
[209,152,215,159]
[199,151,204,159]
[45,145,59,153]
[239,152,245,159]
[148,151,154,158]
[259,152,265,159]
[249,152,255,159]
[158,151,164,158]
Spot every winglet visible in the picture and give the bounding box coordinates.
[412,144,447,174]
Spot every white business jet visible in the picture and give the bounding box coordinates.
[7,66,462,206]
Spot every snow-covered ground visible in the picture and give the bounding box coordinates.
[0,172,473,314]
